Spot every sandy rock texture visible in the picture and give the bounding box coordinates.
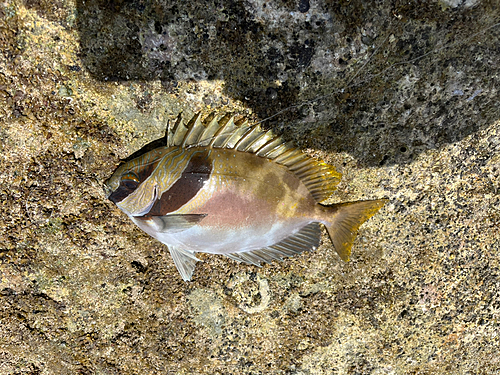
[1,0,499,373]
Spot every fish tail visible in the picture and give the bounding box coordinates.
[322,199,388,261]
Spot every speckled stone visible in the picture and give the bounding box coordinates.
[0,0,499,374]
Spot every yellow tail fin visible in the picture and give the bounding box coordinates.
[324,199,388,261]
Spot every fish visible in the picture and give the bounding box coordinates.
[104,112,387,281]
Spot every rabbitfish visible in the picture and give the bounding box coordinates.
[105,113,387,281]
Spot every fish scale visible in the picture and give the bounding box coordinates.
[105,112,387,281]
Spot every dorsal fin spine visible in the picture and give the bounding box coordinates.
[181,112,203,147]
[243,131,274,153]
[234,126,260,150]
[223,124,250,149]
[234,117,248,127]
[273,149,299,164]
[255,133,282,156]
[209,116,235,147]
[171,115,188,146]
[240,127,270,152]
[261,142,291,159]
[197,116,220,147]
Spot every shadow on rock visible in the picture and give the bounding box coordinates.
[71,0,500,166]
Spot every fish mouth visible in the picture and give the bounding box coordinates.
[103,182,113,199]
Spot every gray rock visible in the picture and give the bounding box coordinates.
[0,0,499,373]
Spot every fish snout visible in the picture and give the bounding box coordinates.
[103,182,113,200]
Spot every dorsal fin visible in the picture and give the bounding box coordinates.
[168,114,189,147]
[169,112,342,202]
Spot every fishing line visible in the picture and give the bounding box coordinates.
[250,18,500,127]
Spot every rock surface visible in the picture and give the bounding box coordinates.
[0,0,499,373]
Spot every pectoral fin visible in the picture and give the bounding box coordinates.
[168,246,201,281]
[147,214,207,233]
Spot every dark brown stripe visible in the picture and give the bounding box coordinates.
[108,162,158,204]
[144,150,212,217]
[109,179,139,203]
[136,161,157,184]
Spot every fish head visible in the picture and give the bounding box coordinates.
[105,145,203,217]
[104,147,175,216]
[103,163,135,200]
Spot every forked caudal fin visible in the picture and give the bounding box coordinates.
[323,199,388,261]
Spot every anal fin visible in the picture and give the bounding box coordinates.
[168,246,201,281]
[225,222,321,266]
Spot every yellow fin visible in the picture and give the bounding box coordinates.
[286,157,342,203]
[324,199,388,261]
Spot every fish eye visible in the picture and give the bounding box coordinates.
[108,171,140,203]
[121,171,140,183]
